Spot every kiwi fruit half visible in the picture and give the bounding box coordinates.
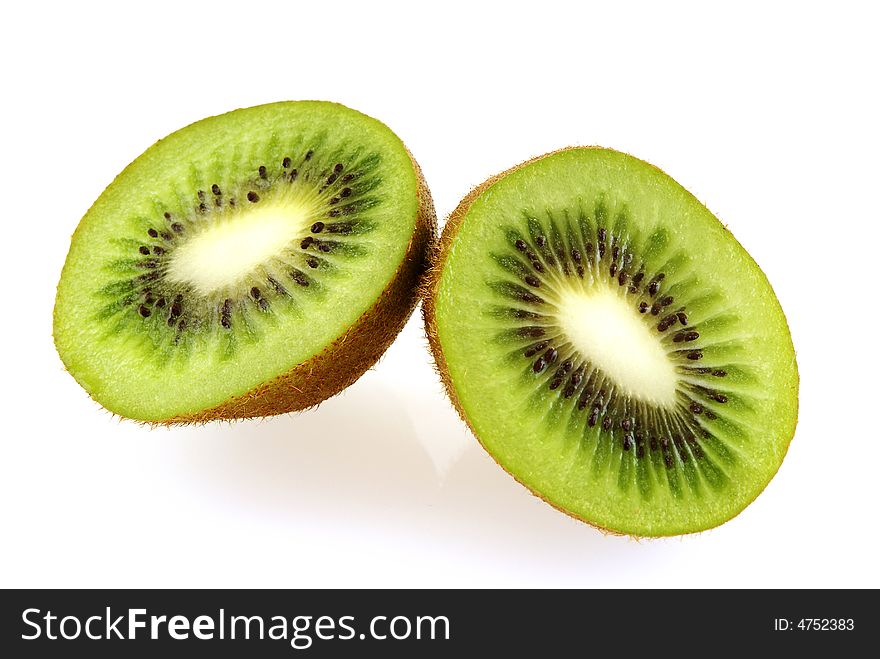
[424,148,798,536]
[54,101,435,423]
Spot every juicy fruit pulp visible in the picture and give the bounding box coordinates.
[54,101,434,422]
[426,148,798,536]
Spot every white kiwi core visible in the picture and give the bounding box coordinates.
[556,288,678,407]
[166,200,312,296]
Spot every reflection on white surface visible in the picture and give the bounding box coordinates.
[178,374,656,580]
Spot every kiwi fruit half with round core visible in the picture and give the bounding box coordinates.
[424,148,798,536]
[54,101,436,423]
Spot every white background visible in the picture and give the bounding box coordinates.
[2,1,878,588]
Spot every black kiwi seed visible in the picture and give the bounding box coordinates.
[147,228,159,238]
[657,315,676,332]
[638,302,648,313]
[514,289,545,304]
[267,276,286,295]
[712,369,727,377]
[524,275,540,287]
[327,222,353,234]
[153,246,165,256]
[290,270,310,287]
[334,163,344,173]
[250,287,262,300]
[318,243,331,253]
[514,239,527,252]
[155,297,166,308]
[687,351,703,360]
[518,326,546,339]
[311,221,325,233]
[690,402,703,414]
[524,341,549,358]
[138,305,151,318]
[212,183,221,195]
[282,157,292,168]
[677,312,689,325]
[138,246,150,255]
[588,408,600,427]
[577,388,592,410]
[340,187,352,198]
[247,191,260,203]
[536,235,547,247]
[533,357,547,373]
[220,299,232,329]
[300,236,314,249]
[564,370,583,398]
[258,165,267,179]
[163,212,172,220]
[602,416,613,431]
[307,258,319,269]
[171,223,184,233]
[523,341,550,357]
[305,150,314,160]
[289,169,298,182]
[197,190,205,201]
[544,347,558,364]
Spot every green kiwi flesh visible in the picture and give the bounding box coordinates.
[54,101,434,422]
[425,148,798,537]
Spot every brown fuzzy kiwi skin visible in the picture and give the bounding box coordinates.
[422,146,798,538]
[164,151,437,424]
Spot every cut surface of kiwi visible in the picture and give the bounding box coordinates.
[425,148,797,537]
[54,101,435,422]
